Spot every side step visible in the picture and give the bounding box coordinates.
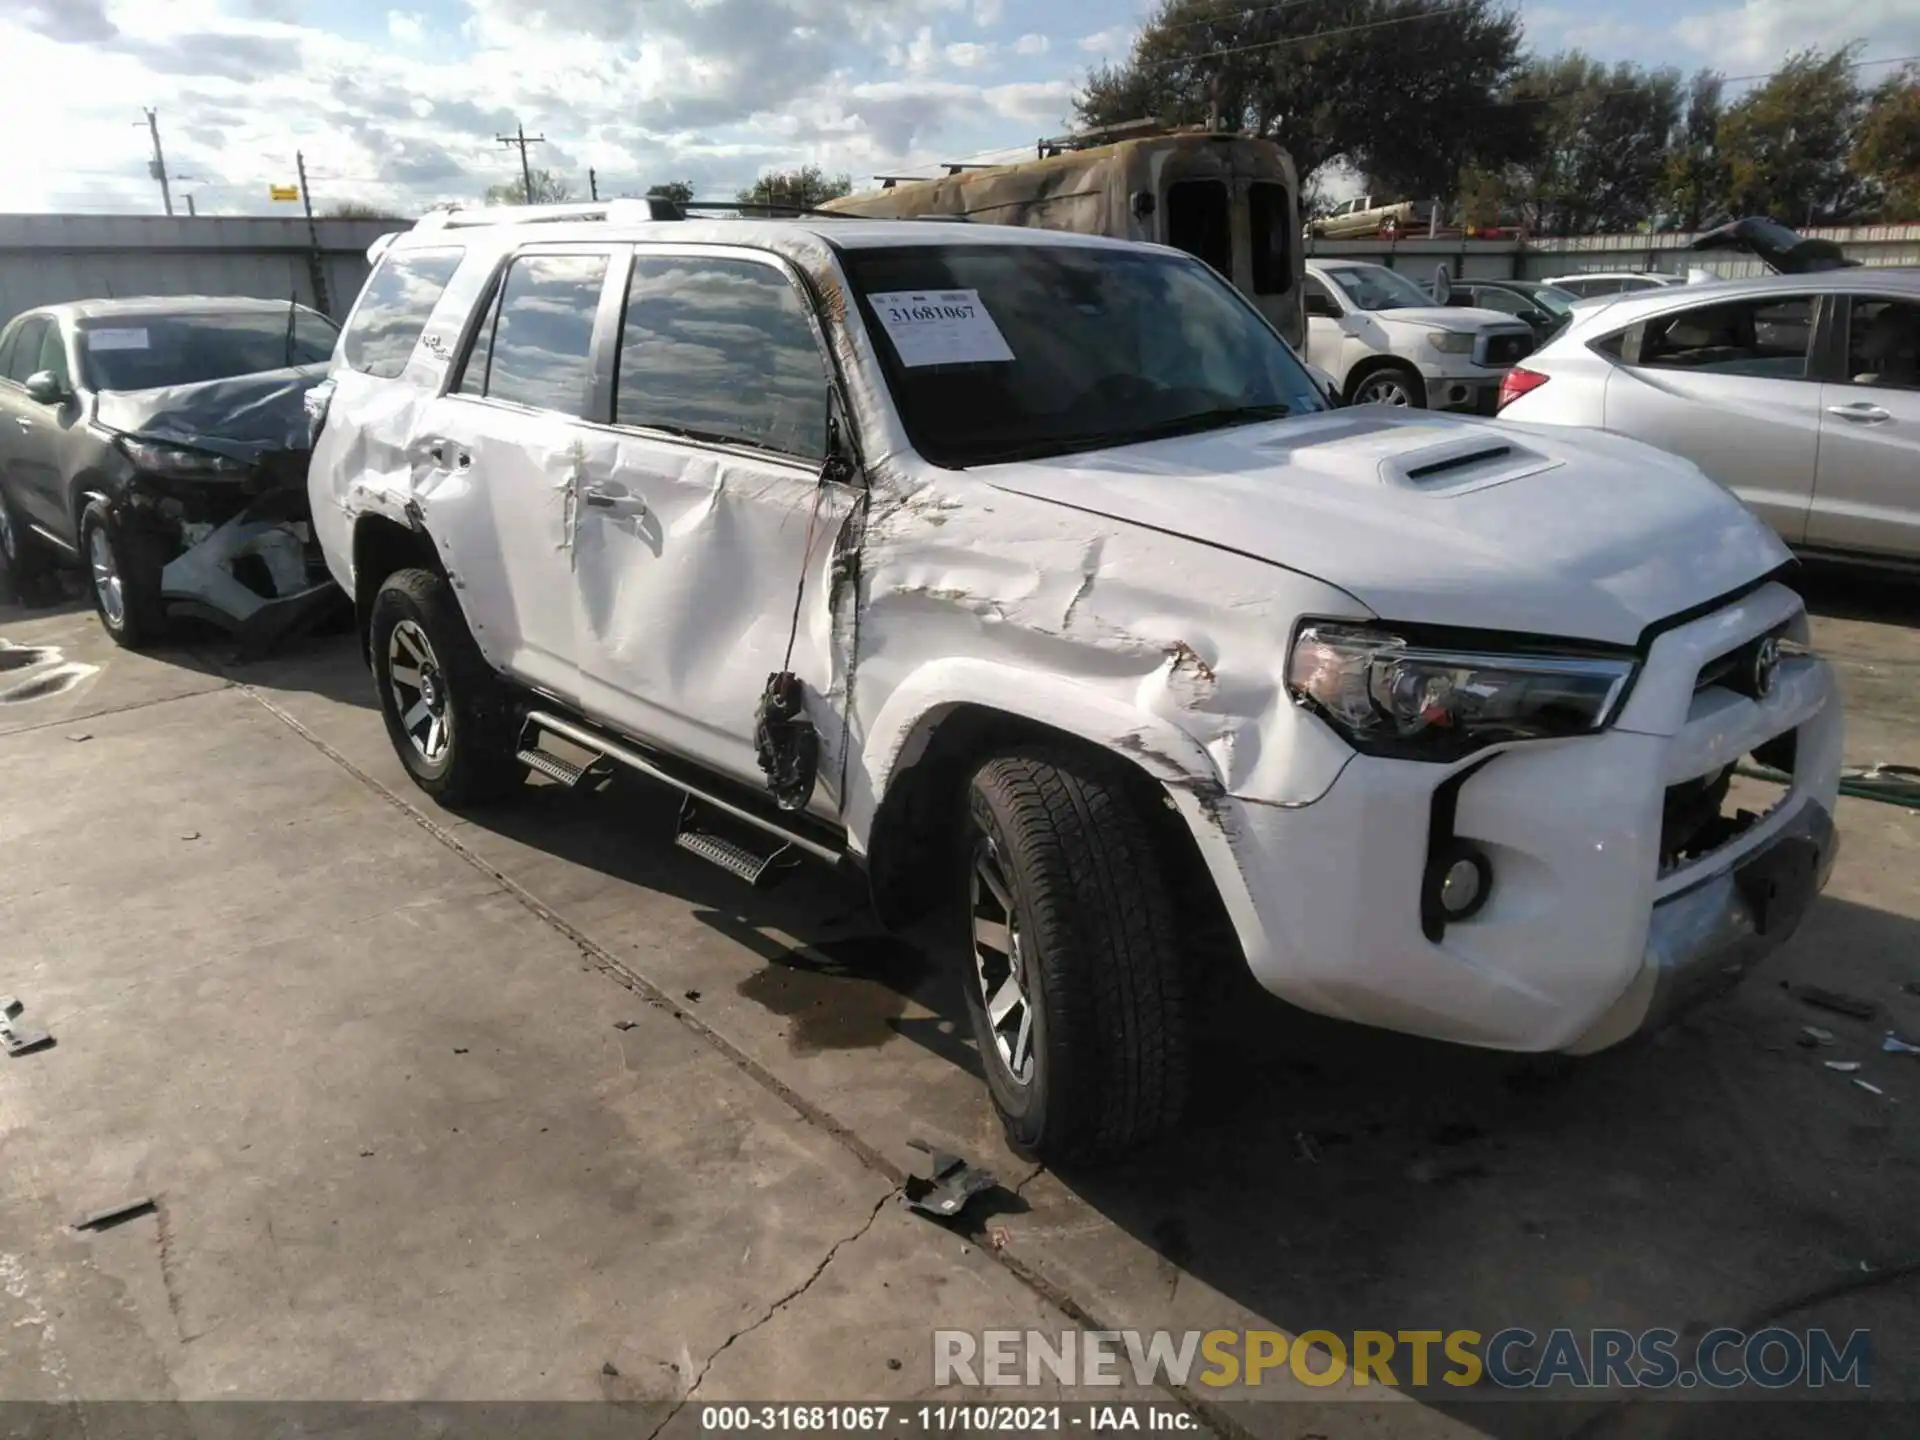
[519,709,846,875]
[674,800,794,886]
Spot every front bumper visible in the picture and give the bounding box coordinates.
[1423,373,1505,414]
[1174,580,1843,1052]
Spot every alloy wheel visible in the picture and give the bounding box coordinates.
[1356,373,1416,406]
[970,835,1036,1086]
[388,618,452,764]
[89,527,125,627]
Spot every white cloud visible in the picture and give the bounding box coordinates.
[1013,32,1049,56]
[1077,26,1132,56]
[1671,0,1920,70]
[386,10,423,44]
[944,40,993,68]
[973,0,1004,25]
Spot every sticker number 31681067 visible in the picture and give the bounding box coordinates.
[867,289,1015,368]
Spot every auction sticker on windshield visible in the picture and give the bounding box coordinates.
[869,290,1014,368]
[85,328,150,351]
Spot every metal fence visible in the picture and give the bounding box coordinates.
[1307,223,1920,283]
[0,214,402,326]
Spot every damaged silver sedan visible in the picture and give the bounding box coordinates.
[0,296,342,649]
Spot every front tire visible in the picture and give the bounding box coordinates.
[963,750,1189,1164]
[369,567,524,807]
[80,500,169,649]
[1348,364,1426,408]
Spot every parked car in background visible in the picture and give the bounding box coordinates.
[1308,195,1433,238]
[310,204,1838,1162]
[1543,271,1687,299]
[0,296,342,646]
[1499,269,1920,568]
[1304,260,1536,409]
[1428,278,1580,343]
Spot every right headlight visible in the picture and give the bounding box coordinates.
[1425,330,1476,354]
[1286,622,1636,762]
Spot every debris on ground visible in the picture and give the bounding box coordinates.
[1793,985,1879,1022]
[179,831,201,842]
[613,1020,639,1031]
[887,1358,903,1371]
[73,1197,157,1231]
[1884,1034,1920,1057]
[1854,1079,1886,1096]
[1293,1131,1321,1164]
[452,1047,469,1055]
[901,1138,1000,1220]
[1824,1061,1862,1073]
[1798,1025,1836,1048]
[67,733,91,743]
[683,990,702,1002]
[989,1226,1011,1252]
[2,997,51,1057]
[601,1361,620,1378]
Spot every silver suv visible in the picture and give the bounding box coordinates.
[310,203,1840,1163]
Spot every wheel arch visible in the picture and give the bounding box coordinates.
[351,511,447,661]
[856,669,1241,966]
[1343,352,1422,403]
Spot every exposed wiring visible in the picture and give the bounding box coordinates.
[1735,762,1920,811]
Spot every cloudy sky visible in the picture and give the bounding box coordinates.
[0,0,1913,217]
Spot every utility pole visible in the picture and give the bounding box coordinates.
[185,195,196,217]
[295,150,331,317]
[589,168,598,201]
[495,121,547,203]
[138,107,173,216]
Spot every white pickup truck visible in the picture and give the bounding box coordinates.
[1305,259,1537,411]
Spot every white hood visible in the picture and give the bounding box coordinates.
[978,411,1790,646]
[1377,305,1526,332]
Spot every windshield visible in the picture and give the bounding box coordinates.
[841,244,1327,468]
[77,309,337,392]
[1322,264,1434,312]
[1520,284,1578,319]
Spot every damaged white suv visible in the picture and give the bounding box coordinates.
[311,204,1842,1163]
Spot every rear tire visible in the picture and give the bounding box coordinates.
[962,749,1189,1164]
[0,486,47,592]
[1348,363,1425,408]
[369,567,524,807]
[80,499,169,649]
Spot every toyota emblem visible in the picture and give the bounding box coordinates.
[1750,636,1781,698]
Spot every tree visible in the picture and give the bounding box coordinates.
[1718,48,1866,225]
[1075,0,1529,198]
[736,164,853,213]
[1852,65,1920,220]
[1498,54,1683,234]
[1662,69,1727,231]
[322,199,403,220]
[484,168,574,205]
[646,180,695,208]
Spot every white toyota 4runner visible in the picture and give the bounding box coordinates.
[310,204,1842,1163]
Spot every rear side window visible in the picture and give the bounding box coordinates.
[1843,297,1919,390]
[1248,182,1292,296]
[1166,180,1232,279]
[466,252,609,417]
[341,247,464,378]
[36,321,69,389]
[615,255,827,459]
[1637,297,1813,379]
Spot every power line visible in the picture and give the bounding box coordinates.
[1148,3,1474,67]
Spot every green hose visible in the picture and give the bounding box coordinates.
[1735,762,1920,810]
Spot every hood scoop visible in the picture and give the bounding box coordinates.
[1382,435,1561,495]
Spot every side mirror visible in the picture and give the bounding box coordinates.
[24,370,66,405]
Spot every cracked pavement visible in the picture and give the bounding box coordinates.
[3,566,1919,1437]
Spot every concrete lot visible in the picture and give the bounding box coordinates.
[1,567,1916,1438]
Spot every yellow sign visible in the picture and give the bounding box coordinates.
[269,184,300,202]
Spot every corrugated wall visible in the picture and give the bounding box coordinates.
[0,214,404,326]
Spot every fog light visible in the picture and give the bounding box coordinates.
[1440,857,1484,916]
[1425,842,1493,930]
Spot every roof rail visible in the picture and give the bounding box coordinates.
[412,198,667,232]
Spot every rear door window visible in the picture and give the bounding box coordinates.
[1248,182,1292,296]
[341,246,465,378]
[1842,297,1919,390]
[1166,180,1232,279]
[466,252,610,417]
[615,254,827,459]
[1638,296,1814,379]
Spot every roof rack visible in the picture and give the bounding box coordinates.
[1035,117,1201,159]
[413,199,668,231]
